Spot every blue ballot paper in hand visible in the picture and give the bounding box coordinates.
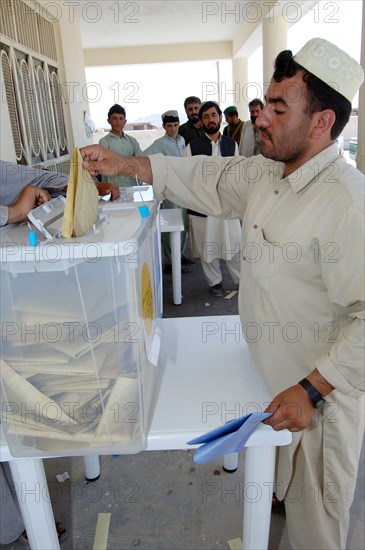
[187,412,273,464]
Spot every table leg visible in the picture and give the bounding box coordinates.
[223,452,239,472]
[169,230,182,305]
[83,455,101,481]
[242,446,276,550]
[9,458,60,550]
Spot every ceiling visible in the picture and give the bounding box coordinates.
[77,0,306,52]
[79,0,253,50]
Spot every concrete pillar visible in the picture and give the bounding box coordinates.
[232,57,249,121]
[262,17,287,92]
[356,3,364,174]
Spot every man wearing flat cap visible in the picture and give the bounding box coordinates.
[81,38,365,549]
[223,106,244,146]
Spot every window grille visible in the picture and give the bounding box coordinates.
[34,64,55,155]
[0,0,69,166]
[1,49,23,161]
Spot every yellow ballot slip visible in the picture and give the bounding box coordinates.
[61,148,99,237]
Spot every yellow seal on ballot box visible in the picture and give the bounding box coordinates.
[141,262,154,335]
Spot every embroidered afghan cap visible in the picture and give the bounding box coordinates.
[224,106,238,115]
[162,110,179,124]
[293,38,364,103]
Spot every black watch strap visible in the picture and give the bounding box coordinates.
[298,378,326,409]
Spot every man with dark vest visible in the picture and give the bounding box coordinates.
[184,101,241,297]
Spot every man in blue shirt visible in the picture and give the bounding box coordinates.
[144,111,191,272]
[144,110,185,156]
[0,160,118,226]
[0,161,67,226]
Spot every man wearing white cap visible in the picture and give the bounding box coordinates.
[143,110,185,157]
[81,38,364,549]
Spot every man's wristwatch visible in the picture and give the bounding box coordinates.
[298,378,326,409]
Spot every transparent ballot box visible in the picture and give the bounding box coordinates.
[0,200,162,457]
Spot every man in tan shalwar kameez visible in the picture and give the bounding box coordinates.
[81,39,365,550]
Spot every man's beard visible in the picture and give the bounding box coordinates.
[259,121,311,164]
[250,115,257,124]
[204,122,220,134]
[189,114,200,124]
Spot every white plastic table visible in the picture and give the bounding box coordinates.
[1,316,291,550]
[159,208,184,305]
[147,316,291,549]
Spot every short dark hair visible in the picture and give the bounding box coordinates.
[184,96,201,108]
[108,104,126,118]
[198,101,222,119]
[249,98,264,110]
[272,50,351,139]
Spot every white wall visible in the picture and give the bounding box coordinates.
[341,116,358,149]
[55,9,94,149]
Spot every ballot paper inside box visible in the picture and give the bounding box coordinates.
[0,202,162,458]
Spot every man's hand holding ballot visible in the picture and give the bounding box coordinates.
[81,145,153,184]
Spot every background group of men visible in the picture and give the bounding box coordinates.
[97,96,265,296]
[0,94,263,298]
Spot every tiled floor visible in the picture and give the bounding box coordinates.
[1,252,364,549]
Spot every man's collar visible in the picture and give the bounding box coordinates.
[164,133,179,142]
[286,143,340,193]
[109,131,125,138]
[204,132,221,142]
